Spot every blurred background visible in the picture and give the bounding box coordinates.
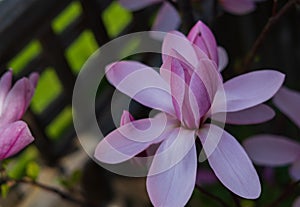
[0,0,299,206]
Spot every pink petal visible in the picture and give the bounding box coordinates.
[147,127,196,207]
[162,31,199,69]
[105,61,175,115]
[0,70,12,111]
[120,110,135,126]
[1,78,31,124]
[293,197,300,207]
[0,121,34,160]
[198,124,261,199]
[94,115,174,164]
[220,0,256,15]
[273,86,300,128]
[243,135,300,166]
[152,2,180,32]
[217,47,228,72]
[29,72,39,88]
[187,20,218,65]
[119,0,162,11]
[222,70,285,112]
[195,59,222,102]
[213,104,275,125]
[289,159,300,180]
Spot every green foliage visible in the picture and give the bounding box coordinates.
[31,68,62,113]
[1,183,9,198]
[26,161,40,180]
[102,1,132,37]
[8,41,41,74]
[66,30,98,73]
[6,148,38,180]
[52,1,82,33]
[46,106,73,140]
[58,170,82,190]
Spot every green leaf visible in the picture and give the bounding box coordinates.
[7,148,38,179]
[26,162,40,180]
[1,183,10,198]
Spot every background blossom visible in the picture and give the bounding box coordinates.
[0,70,38,160]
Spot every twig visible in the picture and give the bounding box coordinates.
[266,180,300,207]
[242,0,299,71]
[196,185,230,207]
[1,177,98,207]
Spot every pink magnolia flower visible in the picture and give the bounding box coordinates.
[95,21,284,206]
[244,86,300,207]
[0,70,38,160]
[218,0,265,15]
[119,0,180,32]
[187,20,228,72]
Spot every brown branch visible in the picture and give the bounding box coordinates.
[266,180,300,207]
[1,177,99,207]
[242,0,300,71]
[196,185,230,207]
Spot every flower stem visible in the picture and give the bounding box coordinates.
[0,177,99,207]
[242,0,300,71]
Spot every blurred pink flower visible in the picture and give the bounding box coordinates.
[0,70,38,160]
[95,21,284,206]
[218,0,263,15]
[119,0,180,32]
[244,86,300,207]
[244,86,300,180]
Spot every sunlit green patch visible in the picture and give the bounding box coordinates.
[102,1,132,37]
[66,30,98,73]
[30,68,62,113]
[52,1,82,33]
[8,41,41,74]
[46,106,72,140]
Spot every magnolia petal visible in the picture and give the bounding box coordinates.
[0,70,12,111]
[273,86,300,128]
[198,124,261,199]
[187,20,218,65]
[170,58,186,123]
[188,70,211,123]
[152,2,180,32]
[162,31,199,69]
[289,159,300,180]
[94,116,174,164]
[195,59,223,102]
[119,0,162,11]
[220,0,255,15]
[29,72,39,88]
[106,61,174,115]
[120,110,134,126]
[147,128,196,207]
[222,70,284,112]
[0,121,34,160]
[213,104,275,125]
[217,47,228,72]
[2,78,31,123]
[244,135,300,166]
